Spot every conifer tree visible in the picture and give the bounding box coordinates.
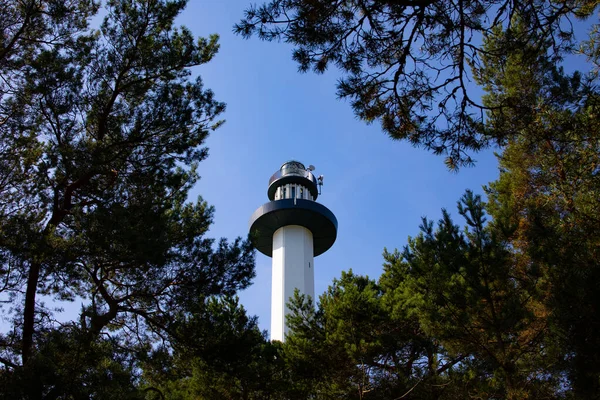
[283,193,561,399]
[141,296,283,400]
[481,20,600,397]
[384,192,557,399]
[236,0,598,167]
[0,0,255,397]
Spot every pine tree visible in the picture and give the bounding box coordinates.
[283,193,561,398]
[481,20,600,397]
[235,0,598,167]
[284,271,459,399]
[0,0,255,397]
[142,296,284,400]
[383,192,557,399]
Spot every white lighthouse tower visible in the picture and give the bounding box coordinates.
[249,161,337,341]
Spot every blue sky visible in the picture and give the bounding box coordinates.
[178,1,500,334]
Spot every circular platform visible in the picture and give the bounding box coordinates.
[249,198,338,257]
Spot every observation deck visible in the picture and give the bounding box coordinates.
[249,161,337,257]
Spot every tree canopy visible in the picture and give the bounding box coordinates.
[236,0,598,168]
[279,191,559,399]
[0,0,257,397]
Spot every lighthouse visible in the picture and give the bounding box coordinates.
[249,161,338,341]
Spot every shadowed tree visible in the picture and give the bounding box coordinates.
[142,296,286,400]
[284,271,464,399]
[0,0,256,397]
[482,20,600,397]
[282,192,561,399]
[383,192,558,399]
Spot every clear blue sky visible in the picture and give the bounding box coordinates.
[178,1,500,334]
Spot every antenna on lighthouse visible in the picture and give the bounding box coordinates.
[307,165,315,171]
[317,175,324,195]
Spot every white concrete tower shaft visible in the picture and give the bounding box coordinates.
[249,161,337,342]
[271,225,314,341]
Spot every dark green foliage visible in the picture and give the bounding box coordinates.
[285,272,456,399]
[479,18,600,397]
[387,192,558,399]
[282,193,562,399]
[142,296,285,400]
[278,30,600,391]
[0,0,256,397]
[236,0,597,168]
[284,277,398,399]
[483,65,600,400]
[0,327,143,400]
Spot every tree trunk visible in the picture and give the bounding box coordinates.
[22,261,41,364]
